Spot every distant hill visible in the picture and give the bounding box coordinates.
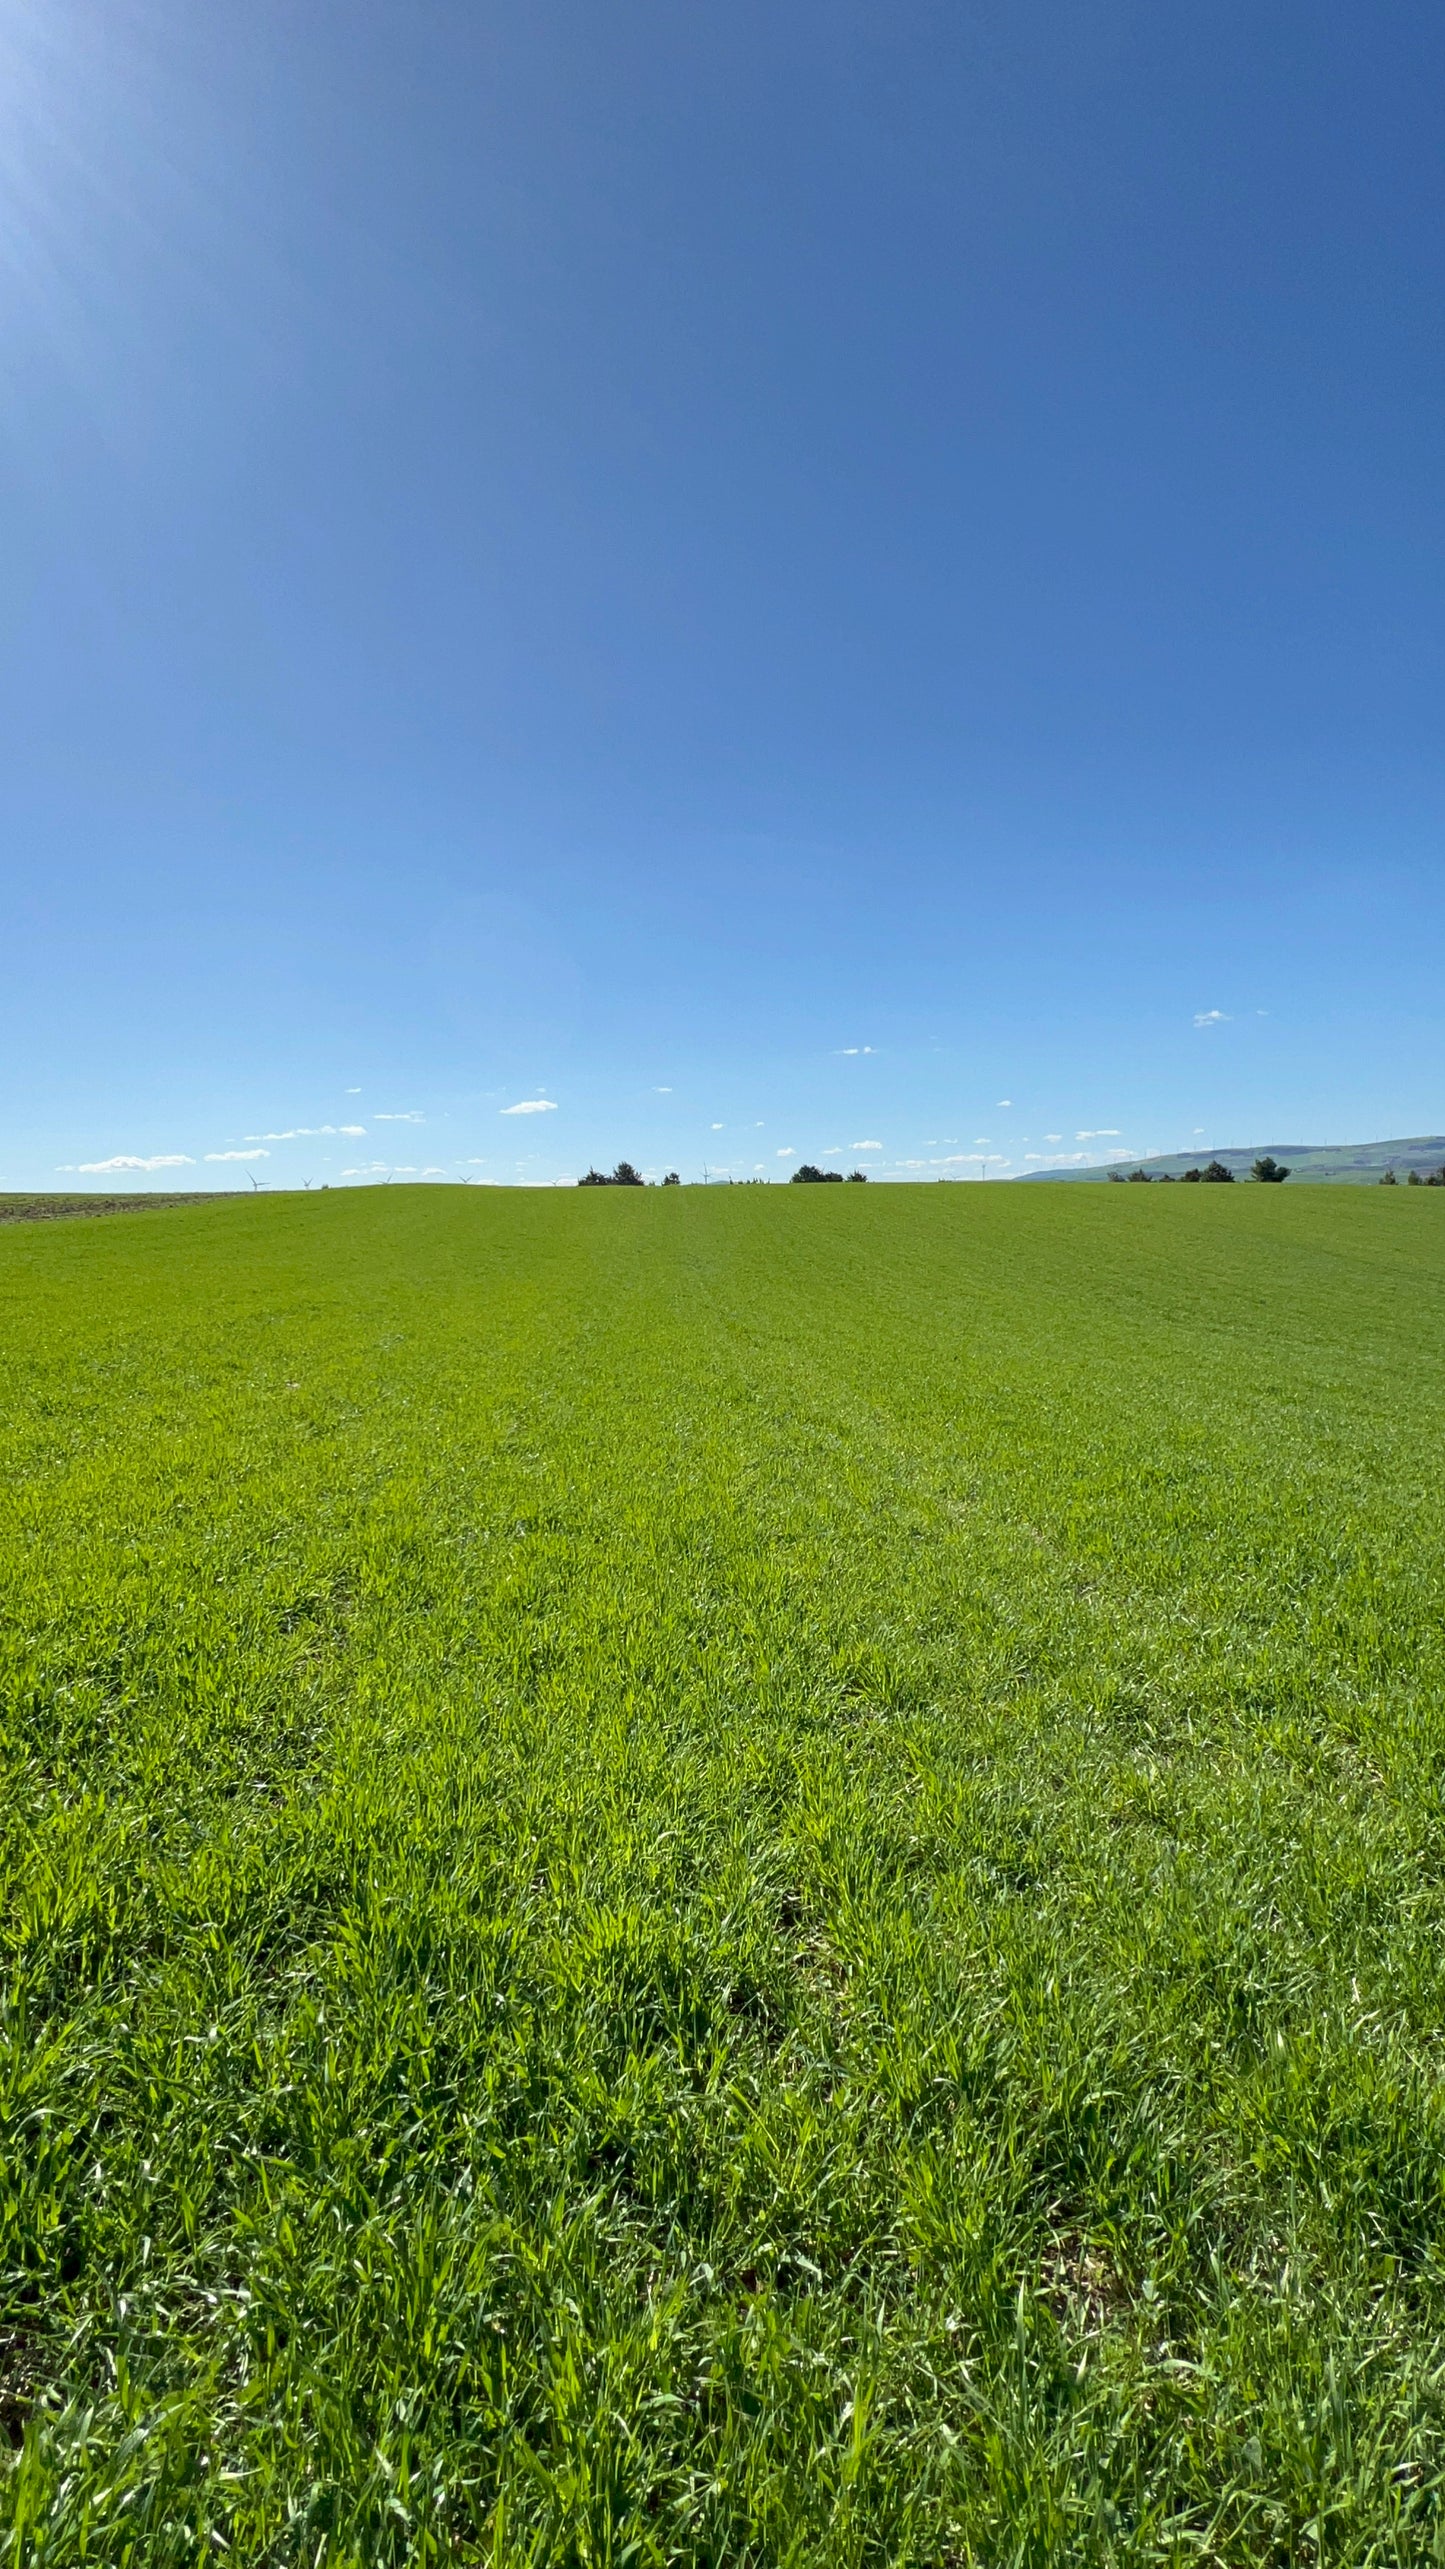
[1016,1136,1445,1184]
[0,1192,239,1224]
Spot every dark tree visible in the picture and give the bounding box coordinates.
[1180,1167,1202,1183]
[662,1171,681,1186]
[611,1161,645,1186]
[846,1170,868,1183]
[1251,1156,1290,1183]
[1380,1167,1398,1185]
[1201,1161,1236,1183]
[790,1164,844,1183]
[1126,1168,1152,1183]
[577,1168,609,1186]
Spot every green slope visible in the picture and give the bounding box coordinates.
[1018,1132,1445,1181]
[3,1184,1445,2562]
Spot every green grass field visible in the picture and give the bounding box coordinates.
[3,1184,1445,2565]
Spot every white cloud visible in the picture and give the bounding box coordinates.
[244,1124,364,1141]
[974,1137,991,1146]
[422,1166,446,1175]
[711,1122,724,1130]
[852,1139,883,1151]
[499,1100,556,1116]
[377,1109,426,1122]
[1075,1129,1120,1140]
[1194,1010,1229,1028]
[1024,1150,1091,1167]
[1045,1133,1062,1142]
[997,1098,1012,1107]
[776,1146,795,1157]
[654,1085,672,1093]
[205,1149,268,1163]
[345,1086,361,1094]
[1193,1127,1206,1135]
[76,1153,194,1173]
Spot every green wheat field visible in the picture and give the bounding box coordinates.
[3,1183,1445,2566]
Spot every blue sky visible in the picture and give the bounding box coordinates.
[3,0,1442,1187]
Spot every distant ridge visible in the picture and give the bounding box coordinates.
[1016,1136,1445,1184]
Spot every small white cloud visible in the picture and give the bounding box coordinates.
[1045,1133,1062,1142]
[499,1100,556,1116]
[422,1166,446,1175]
[654,1085,672,1093]
[77,1153,194,1173]
[345,1086,361,1094]
[974,1137,991,1146]
[776,1146,795,1157]
[852,1139,883,1151]
[205,1149,269,1163]
[377,1109,426,1122]
[1075,1129,1120,1140]
[244,1124,363,1142]
[997,1099,1012,1107]
[338,1124,366,1137]
[711,1122,724,1130]
[1194,1010,1229,1028]
[1193,1127,1206,1135]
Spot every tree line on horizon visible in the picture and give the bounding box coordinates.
[1109,1158,1285,1184]
[577,1162,871,1186]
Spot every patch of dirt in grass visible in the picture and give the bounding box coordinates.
[0,2324,51,2448]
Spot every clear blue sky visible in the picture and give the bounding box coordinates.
[3,0,1442,1186]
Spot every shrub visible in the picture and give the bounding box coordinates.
[662,1172,681,1186]
[1380,1168,1398,1186]
[578,1162,647,1187]
[1126,1168,1152,1183]
[846,1170,868,1183]
[1202,1161,1236,1183]
[1251,1156,1290,1183]
[1408,1170,1423,1186]
[790,1165,844,1184]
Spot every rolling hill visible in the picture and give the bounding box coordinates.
[1017,1133,1445,1182]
